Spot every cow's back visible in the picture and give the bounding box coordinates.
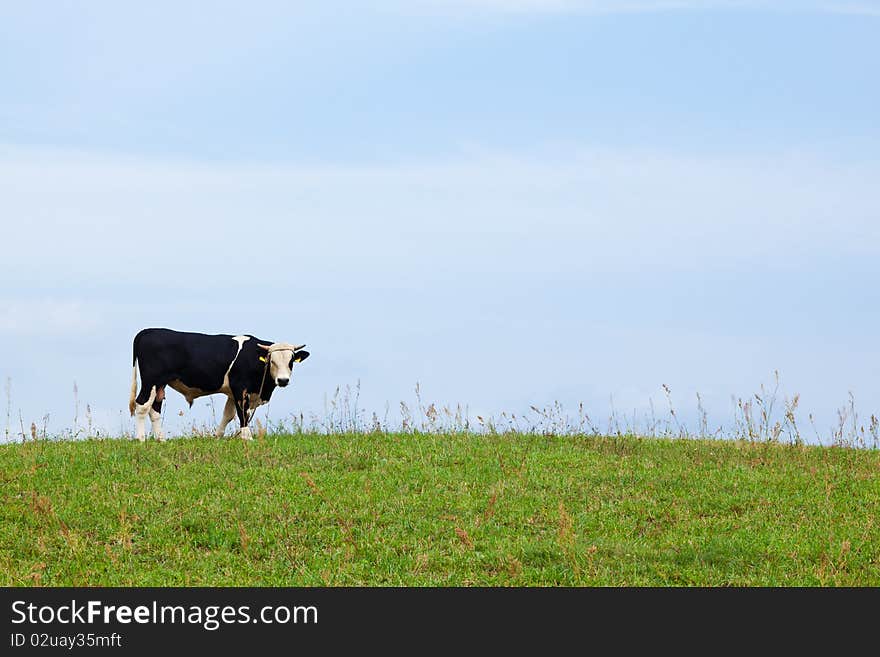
[133,328,241,392]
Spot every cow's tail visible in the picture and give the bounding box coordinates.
[129,361,138,416]
[129,334,140,416]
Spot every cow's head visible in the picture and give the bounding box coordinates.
[258,342,310,387]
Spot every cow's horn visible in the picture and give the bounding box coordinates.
[258,343,271,350]
[294,344,306,351]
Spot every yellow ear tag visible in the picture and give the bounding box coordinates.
[259,356,267,363]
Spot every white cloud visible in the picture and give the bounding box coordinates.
[1,144,877,290]
[0,299,102,336]
[397,0,880,15]
[824,2,880,15]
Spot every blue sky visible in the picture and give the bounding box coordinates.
[1,2,878,442]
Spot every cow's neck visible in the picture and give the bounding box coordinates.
[257,366,276,402]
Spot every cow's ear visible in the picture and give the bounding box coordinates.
[294,350,310,363]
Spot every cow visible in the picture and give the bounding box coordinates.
[128,328,310,442]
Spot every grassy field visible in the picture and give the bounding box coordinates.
[1,431,878,586]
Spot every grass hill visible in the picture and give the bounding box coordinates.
[1,431,878,586]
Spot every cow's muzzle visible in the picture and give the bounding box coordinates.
[276,378,289,387]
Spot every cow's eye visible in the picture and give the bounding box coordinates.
[289,359,294,368]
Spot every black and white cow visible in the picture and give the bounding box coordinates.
[128,328,310,442]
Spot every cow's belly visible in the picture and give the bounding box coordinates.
[169,379,218,405]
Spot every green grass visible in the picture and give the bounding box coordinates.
[1,432,878,586]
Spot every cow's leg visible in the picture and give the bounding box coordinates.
[149,385,166,442]
[216,396,236,438]
[234,392,253,441]
[133,385,157,442]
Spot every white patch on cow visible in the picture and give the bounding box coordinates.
[220,335,249,394]
[240,425,253,441]
[133,385,157,442]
